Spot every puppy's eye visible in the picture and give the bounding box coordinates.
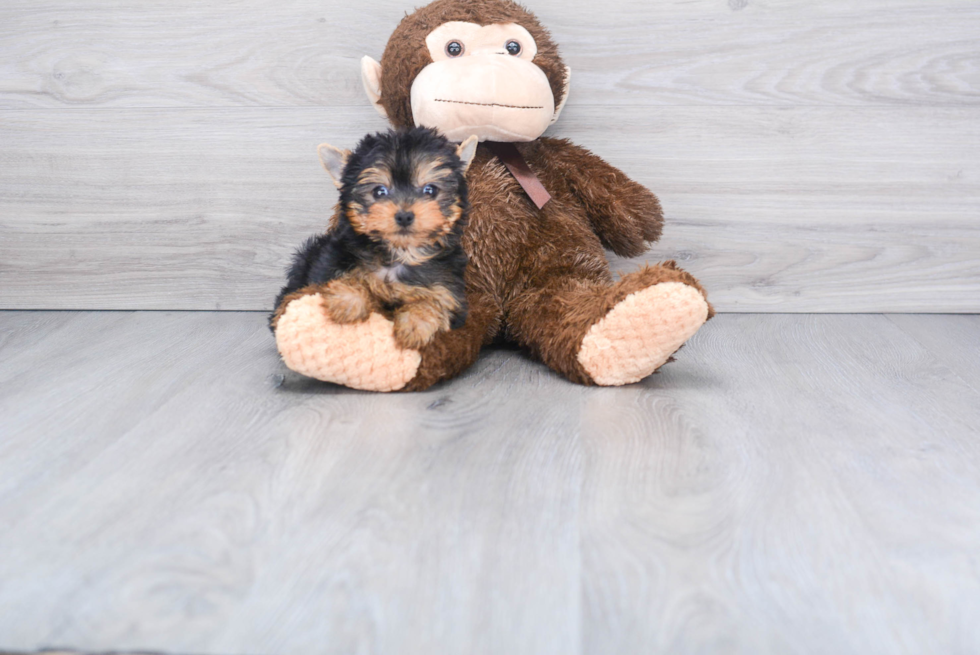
[446,40,464,57]
[505,40,522,56]
[422,184,438,197]
[372,185,389,199]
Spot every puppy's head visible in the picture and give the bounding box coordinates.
[318,128,477,253]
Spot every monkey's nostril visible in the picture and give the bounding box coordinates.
[395,210,415,227]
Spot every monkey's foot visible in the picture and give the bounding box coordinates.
[275,293,420,392]
[577,281,709,386]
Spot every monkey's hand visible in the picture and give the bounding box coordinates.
[544,137,664,258]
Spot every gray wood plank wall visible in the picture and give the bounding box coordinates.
[1,0,978,311]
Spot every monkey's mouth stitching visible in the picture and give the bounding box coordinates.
[434,99,543,110]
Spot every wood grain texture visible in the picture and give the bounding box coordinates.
[0,311,584,654]
[1,0,978,311]
[1,106,977,312]
[887,314,980,395]
[1,311,979,653]
[1,0,978,108]
[580,314,980,654]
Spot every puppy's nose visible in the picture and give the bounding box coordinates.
[395,210,415,227]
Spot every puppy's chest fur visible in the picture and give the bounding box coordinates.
[370,262,409,284]
[355,247,463,296]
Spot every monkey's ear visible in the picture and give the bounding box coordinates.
[360,56,388,119]
[550,66,572,125]
[317,144,351,188]
[456,135,479,174]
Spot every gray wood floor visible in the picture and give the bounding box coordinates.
[1,311,979,654]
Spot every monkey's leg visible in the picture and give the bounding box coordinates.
[402,290,498,391]
[274,286,418,392]
[273,287,496,392]
[505,262,712,386]
[270,284,320,332]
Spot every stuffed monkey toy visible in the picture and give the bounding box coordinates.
[273,0,713,391]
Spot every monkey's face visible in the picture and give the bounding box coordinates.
[410,22,555,142]
[363,5,572,144]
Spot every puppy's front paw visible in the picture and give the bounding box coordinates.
[321,280,375,324]
[392,303,449,350]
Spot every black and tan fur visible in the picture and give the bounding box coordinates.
[272,127,476,349]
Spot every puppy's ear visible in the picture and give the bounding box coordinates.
[361,56,388,119]
[317,144,351,188]
[455,135,479,174]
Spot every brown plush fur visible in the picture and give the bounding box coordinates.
[275,0,712,390]
[402,141,713,390]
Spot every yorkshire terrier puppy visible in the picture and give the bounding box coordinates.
[272,127,478,350]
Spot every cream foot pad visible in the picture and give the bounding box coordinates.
[578,282,709,386]
[275,294,421,392]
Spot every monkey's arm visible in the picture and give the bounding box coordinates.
[543,137,664,258]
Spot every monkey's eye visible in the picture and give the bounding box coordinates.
[505,40,522,56]
[372,185,389,199]
[446,40,464,57]
[422,184,438,197]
